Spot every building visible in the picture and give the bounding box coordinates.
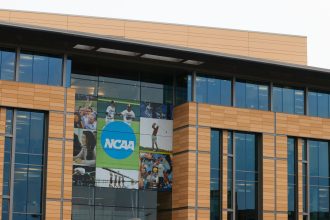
[0,9,328,220]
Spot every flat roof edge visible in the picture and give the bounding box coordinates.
[0,21,327,75]
[0,8,307,39]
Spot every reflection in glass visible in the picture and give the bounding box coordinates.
[0,50,16,80]
[196,75,231,106]
[288,138,297,220]
[309,140,330,220]
[235,81,268,110]
[2,110,46,219]
[210,130,220,220]
[273,86,304,115]
[234,132,258,220]
[19,52,63,86]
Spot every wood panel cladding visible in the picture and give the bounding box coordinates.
[0,9,307,65]
[173,102,330,219]
[0,80,75,220]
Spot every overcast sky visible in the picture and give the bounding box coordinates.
[1,0,330,69]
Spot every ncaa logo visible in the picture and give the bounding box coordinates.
[101,121,136,160]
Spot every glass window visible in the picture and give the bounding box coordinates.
[65,59,72,87]
[71,74,98,96]
[19,52,63,86]
[98,76,140,101]
[0,49,16,80]
[288,137,297,220]
[235,81,268,110]
[196,75,231,106]
[234,132,258,219]
[273,86,304,115]
[210,130,221,220]
[308,139,330,220]
[2,110,46,219]
[175,74,192,105]
[308,91,330,118]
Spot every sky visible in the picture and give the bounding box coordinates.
[1,0,330,69]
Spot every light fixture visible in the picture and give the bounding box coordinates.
[141,54,183,62]
[183,60,204,65]
[73,44,95,50]
[96,48,140,56]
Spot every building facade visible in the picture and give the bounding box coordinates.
[0,9,329,220]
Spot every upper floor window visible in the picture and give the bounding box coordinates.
[308,91,330,118]
[196,75,231,106]
[273,86,304,115]
[19,52,63,86]
[0,49,15,81]
[235,81,269,110]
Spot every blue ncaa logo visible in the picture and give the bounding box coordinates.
[101,121,136,160]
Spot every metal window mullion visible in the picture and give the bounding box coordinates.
[232,77,236,107]
[305,87,309,116]
[306,140,310,220]
[62,54,67,87]
[232,131,236,220]
[269,82,273,111]
[8,110,17,220]
[192,71,196,102]
[15,48,20,81]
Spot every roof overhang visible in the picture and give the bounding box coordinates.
[0,21,330,90]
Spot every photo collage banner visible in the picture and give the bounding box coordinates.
[73,94,173,191]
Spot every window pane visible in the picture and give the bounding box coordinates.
[283,88,294,114]
[221,79,232,106]
[210,130,220,220]
[13,164,28,213]
[48,57,63,86]
[207,78,221,105]
[245,182,256,210]
[318,92,329,118]
[27,165,43,214]
[308,92,318,116]
[272,87,283,112]
[235,133,246,171]
[235,81,245,108]
[33,55,48,84]
[294,89,304,115]
[15,111,30,154]
[246,83,258,109]
[0,50,15,80]
[319,142,329,177]
[258,85,269,110]
[65,59,72,87]
[98,81,140,101]
[71,77,98,96]
[196,76,207,103]
[19,54,33,83]
[5,109,13,135]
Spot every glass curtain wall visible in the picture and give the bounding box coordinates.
[235,81,268,110]
[288,138,297,220]
[71,71,175,220]
[308,91,330,118]
[0,48,16,80]
[272,86,304,115]
[1,109,46,220]
[308,140,330,220]
[196,75,231,106]
[224,131,259,220]
[210,130,221,220]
